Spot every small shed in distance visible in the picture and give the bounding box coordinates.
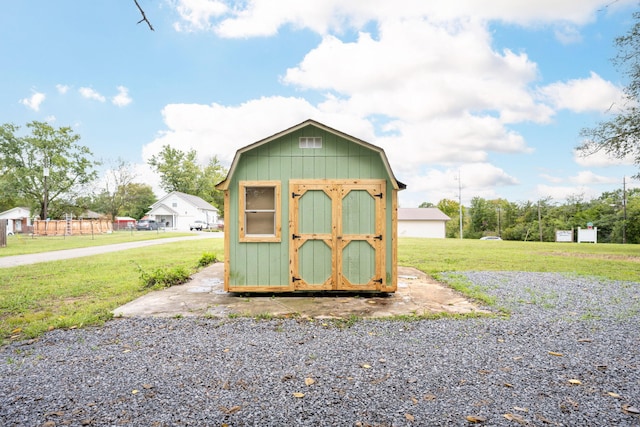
[398,208,451,238]
[216,119,405,293]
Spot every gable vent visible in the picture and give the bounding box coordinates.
[299,137,322,148]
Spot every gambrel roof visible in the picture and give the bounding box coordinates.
[217,119,406,191]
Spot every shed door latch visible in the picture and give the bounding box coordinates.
[292,276,302,282]
[292,234,301,240]
[374,278,383,284]
[292,192,302,198]
[374,235,383,241]
[374,193,383,199]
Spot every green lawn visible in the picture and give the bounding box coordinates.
[1,236,638,344]
[0,238,224,343]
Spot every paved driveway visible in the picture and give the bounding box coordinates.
[0,233,223,268]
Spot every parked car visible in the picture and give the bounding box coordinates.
[189,220,208,231]
[136,219,158,230]
[480,235,502,240]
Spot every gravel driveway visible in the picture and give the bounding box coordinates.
[1,271,639,426]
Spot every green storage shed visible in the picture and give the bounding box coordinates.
[216,119,405,293]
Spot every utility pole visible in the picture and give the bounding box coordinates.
[457,170,463,239]
[538,200,543,242]
[623,176,627,244]
[43,164,49,220]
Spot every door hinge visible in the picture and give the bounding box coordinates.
[292,192,302,198]
[374,235,383,241]
[292,234,301,239]
[374,193,383,199]
[374,278,383,284]
[292,276,302,282]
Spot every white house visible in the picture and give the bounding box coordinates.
[146,191,219,231]
[398,208,451,238]
[0,207,32,235]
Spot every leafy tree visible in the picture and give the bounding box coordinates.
[118,183,157,219]
[148,145,227,213]
[148,146,202,195]
[97,159,139,219]
[0,121,99,219]
[198,156,227,213]
[436,198,459,218]
[418,201,435,208]
[579,10,640,177]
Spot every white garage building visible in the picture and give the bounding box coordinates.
[398,208,451,238]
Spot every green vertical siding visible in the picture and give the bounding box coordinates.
[342,190,375,235]
[228,124,394,288]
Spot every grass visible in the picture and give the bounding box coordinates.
[0,230,195,257]
[1,236,639,343]
[398,238,640,282]
[0,238,223,343]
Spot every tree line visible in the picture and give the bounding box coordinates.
[0,121,227,222]
[422,187,638,243]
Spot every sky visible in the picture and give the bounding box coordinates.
[2,0,639,208]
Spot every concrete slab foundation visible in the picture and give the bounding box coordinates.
[113,262,489,319]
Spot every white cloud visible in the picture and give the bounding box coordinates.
[79,87,106,102]
[19,91,46,111]
[56,84,70,94]
[535,184,600,202]
[554,23,582,44]
[45,115,56,123]
[144,96,327,164]
[112,86,132,107]
[160,0,637,205]
[539,173,563,184]
[398,163,519,207]
[538,72,627,113]
[573,148,634,167]
[285,20,549,124]
[172,0,637,38]
[172,0,229,32]
[569,170,618,185]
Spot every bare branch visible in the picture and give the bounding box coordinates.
[134,0,154,31]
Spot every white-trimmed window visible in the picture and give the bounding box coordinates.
[299,136,322,148]
[239,181,281,242]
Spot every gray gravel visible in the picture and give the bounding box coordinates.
[1,272,639,426]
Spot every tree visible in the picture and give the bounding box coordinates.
[148,145,227,213]
[118,183,157,219]
[198,156,228,213]
[436,199,460,218]
[148,146,202,195]
[98,159,139,219]
[0,121,99,219]
[418,202,435,208]
[579,11,640,177]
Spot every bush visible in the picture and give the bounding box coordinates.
[138,265,191,289]
[198,252,218,267]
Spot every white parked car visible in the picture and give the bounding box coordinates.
[189,220,208,231]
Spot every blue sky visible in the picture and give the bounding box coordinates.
[2,1,638,208]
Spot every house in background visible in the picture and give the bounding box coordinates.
[0,207,32,235]
[398,208,451,238]
[146,191,219,230]
[216,119,406,293]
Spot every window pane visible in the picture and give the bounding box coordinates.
[246,187,275,210]
[246,212,275,235]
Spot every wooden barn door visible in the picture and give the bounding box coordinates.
[290,180,386,291]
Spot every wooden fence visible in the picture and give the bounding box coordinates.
[32,219,113,236]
